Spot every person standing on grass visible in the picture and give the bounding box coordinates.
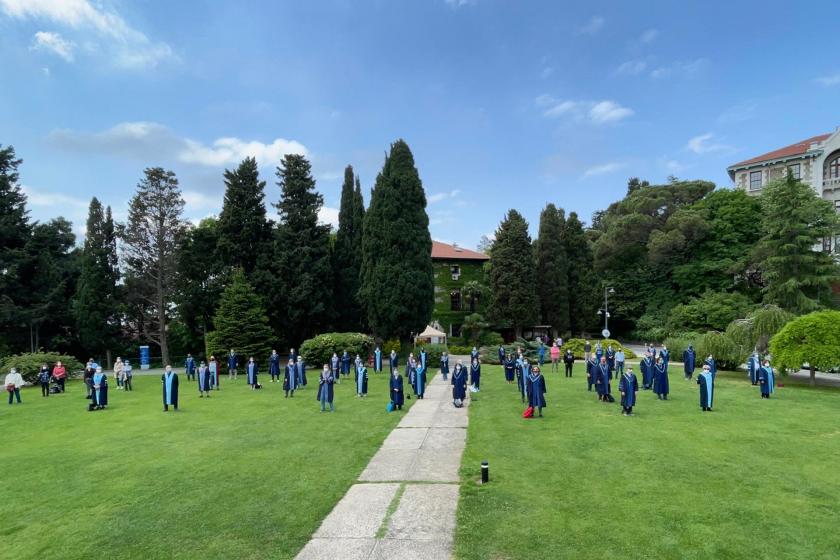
[356,362,368,397]
[390,368,405,410]
[185,353,196,382]
[374,346,383,373]
[123,360,133,391]
[114,357,124,390]
[747,351,760,385]
[647,343,656,360]
[84,358,95,399]
[606,345,615,375]
[419,347,427,372]
[452,361,467,406]
[162,365,179,412]
[52,361,66,393]
[91,367,108,410]
[697,364,714,411]
[526,366,547,417]
[615,348,625,377]
[563,348,575,378]
[208,356,219,390]
[283,359,297,398]
[330,352,340,382]
[653,357,669,400]
[341,351,351,378]
[660,345,670,366]
[318,364,335,412]
[550,342,560,373]
[585,353,597,392]
[270,350,281,383]
[595,356,611,402]
[227,349,238,381]
[584,340,592,361]
[38,364,51,397]
[641,352,654,390]
[5,368,24,405]
[683,345,696,380]
[595,341,603,362]
[498,344,506,364]
[471,346,479,362]
[297,356,307,388]
[504,355,515,384]
[407,353,417,390]
[440,351,450,381]
[246,357,258,389]
[197,361,211,398]
[619,366,638,416]
[389,349,398,375]
[704,355,717,379]
[759,360,775,399]
[470,357,481,391]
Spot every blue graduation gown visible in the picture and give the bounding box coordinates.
[527,373,546,408]
[162,372,179,406]
[747,355,759,384]
[619,373,638,407]
[356,366,369,395]
[452,368,467,401]
[595,363,611,396]
[595,347,603,362]
[389,352,398,373]
[317,373,334,403]
[606,350,615,371]
[503,359,515,382]
[92,373,108,406]
[208,361,219,387]
[297,360,307,386]
[330,355,339,375]
[585,359,597,389]
[470,363,481,389]
[470,349,479,362]
[390,374,405,406]
[704,358,717,379]
[197,366,211,392]
[654,363,669,396]
[414,365,427,397]
[660,349,670,366]
[374,349,382,372]
[641,358,654,388]
[759,366,775,396]
[517,362,529,397]
[283,365,298,391]
[228,353,237,370]
[683,350,696,376]
[420,351,427,371]
[498,347,506,363]
[341,353,350,374]
[440,356,449,374]
[184,356,195,375]
[269,353,281,376]
[247,363,258,385]
[697,371,714,409]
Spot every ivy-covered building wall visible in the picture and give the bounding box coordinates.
[430,241,489,336]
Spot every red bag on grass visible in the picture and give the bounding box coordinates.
[522,406,534,418]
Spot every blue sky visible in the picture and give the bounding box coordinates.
[2,0,839,247]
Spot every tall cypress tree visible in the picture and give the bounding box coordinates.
[74,198,120,356]
[488,209,538,338]
[274,154,334,345]
[333,165,366,331]
[360,140,434,340]
[535,204,570,335]
[217,157,272,274]
[563,211,594,335]
[0,145,31,353]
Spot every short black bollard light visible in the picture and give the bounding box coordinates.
[481,460,489,484]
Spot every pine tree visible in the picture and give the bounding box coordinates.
[359,140,434,339]
[563,211,595,335]
[121,167,186,365]
[217,157,272,274]
[535,204,570,335]
[274,154,334,345]
[757,174,840,313]
[74,198,120,356]
[206,269,273,360]
[333,165,367,331]
[488,209,538,338]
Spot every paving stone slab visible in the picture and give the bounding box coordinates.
[405,449,462,482]
[384,483,460,541]
[313,483,399,538]
[295,537,377,560]
[422,427,466,450]
[369,538,453,560]
[381,427,428,450]
[397,411,437,428]
[431,412,469,428]
[359,449,417,481]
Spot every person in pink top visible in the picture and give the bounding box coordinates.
[52,361,67,393]
[550,343,561,373]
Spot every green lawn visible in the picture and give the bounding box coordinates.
[456,363,840,560]
[2,371,407,560]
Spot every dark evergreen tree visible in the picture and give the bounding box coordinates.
[359,140,434,339]
[488,209,538,338]
[206,268,273,360]
[563,211,595,335]
[74,198,120,357]
[217,157,272,274]
[274,154,334,345]
[333,165,366,330]
[535,204,570,335]
[0,145,31,353]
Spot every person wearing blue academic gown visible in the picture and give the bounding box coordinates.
[606,346,615,374]
[414,362,427,399]
[227,350,238,381]
[683,346,696,380]
[538,342,546,366]
[197,361,211,397]
[758,361,775,398]
[269,350,281,383]
[356,364,369,397]
[374,347,383,373]
[471,347,479,362]
[389,350,398,374]
[407,354,417,389]
[641,353,654,390]
[514,357,525,401]
[208,356,219,390]
[341,351,351,377]
[647,344,656,360]
[498,345,506,364]
[440,352,450,381]
[697,364,714,411]
[585,355,597,392]
[526,366,547,416]
[184,354,196,381]
[660,345,670,366]
[653,358,669,400]
[595,342,603,363]
[91,367,108,409]
[419,348,427,372]
[470,358,481,391]
[390,369,405,410]
[704,355,717,380]
[289,348,297,366]
[297,357,307,388]
[317,365,335,412]
[504,356,515,383]
[619,367,638,415]
[594,357,611,401]
[162,366,179,411]
[747,352,760,385]
[247,357,258,389]
[283,360,297,397]
[452,362,467,406]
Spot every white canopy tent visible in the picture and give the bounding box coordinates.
[415,325,447,345]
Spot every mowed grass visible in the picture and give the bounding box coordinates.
[456,363,840,560]
[2,371,408,560]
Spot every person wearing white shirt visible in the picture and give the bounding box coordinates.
[5,368,24,405]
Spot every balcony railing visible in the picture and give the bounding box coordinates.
[824,177,840,190]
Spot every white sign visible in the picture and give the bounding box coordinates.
[602,329,611,338]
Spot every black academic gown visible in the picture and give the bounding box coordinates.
[390,374,405,407]
[162,372,179,407]
[452,368,467,402]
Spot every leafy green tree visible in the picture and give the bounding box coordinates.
[333,165,366,331]
[770,310,840,385]
[0,145,31,353]
[488,209,538,338]
[563,211,595,335]
[462,312,490,343]
[666,290,755,333]
[535,204,570,335]
[755,174,840,313]
[274,154,334,345]
[725,304,794,360]
[217,157,272,274]
[462,280,485,313]
[120,167,186,365]
[206,269,273,361]
[359,140,434,339]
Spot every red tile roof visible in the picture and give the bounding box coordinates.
[431,240,489,261]
[729,133,831,169]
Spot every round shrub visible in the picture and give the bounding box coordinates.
[0,352,84,384]
[299,333,374,367]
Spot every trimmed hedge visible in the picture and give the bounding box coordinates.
[299,332,374,367]
[0,352,84,384]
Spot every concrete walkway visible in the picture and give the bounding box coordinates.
[295,372,468,560]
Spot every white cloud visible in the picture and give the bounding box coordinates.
[537,95,633,124]
[181,190,220,210]
[686,133,733,155]
[582,162,624,178]
[444,0,475,7]
[651,58,709,79]
[21,184,88,209]
[30,30,75,61]
[615,59,647,76]
[1,0,174,69]
[640,28,659,43]
[318,206,340,229]
[576,15,604,35]
[816,74,840,86]
[49,121,308,169]
[428,189,461,204]
[589,101,634,123]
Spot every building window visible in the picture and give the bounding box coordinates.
[450,265,461,280]
[823,236,833,252]
[788,163,800,180]
[749,171,762,191]
[829,157,840,179]
[450,289,461,311]
[835,200,840,213]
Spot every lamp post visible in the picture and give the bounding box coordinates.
[597,286,616,336]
